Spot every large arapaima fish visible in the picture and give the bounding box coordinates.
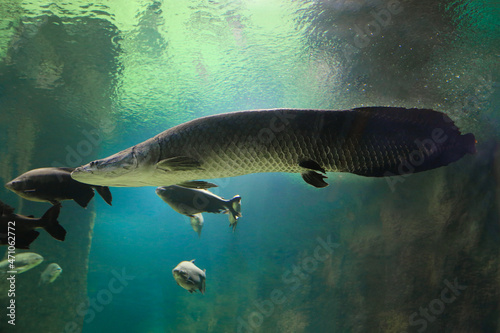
[71,107,476,188]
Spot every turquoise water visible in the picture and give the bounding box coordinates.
[0,0,498,332]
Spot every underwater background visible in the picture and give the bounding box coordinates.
[0,0,498,332]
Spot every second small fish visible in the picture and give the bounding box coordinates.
[0,200,65,249]
[39,263,62,285]
[156,185,242,233]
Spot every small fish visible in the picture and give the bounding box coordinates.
[0,252,44,274]
[0,200,66,249]
[172,260,206,294]
[189,213,204,237]
[5,167,112,208]
[156,185,242,231]
[39,263,62,285]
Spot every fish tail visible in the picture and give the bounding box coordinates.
[435,132,477,168]
[16,230,39,249]
[92,186,113,206]
[350,108,477,177]
[41,204,66,241]
[460,133,477,155]
[227,195,242,231]
[72,188,95,208]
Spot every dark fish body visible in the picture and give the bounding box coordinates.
[156,185,242,230]
[5,167,112,208]
[71,107,476,188]
[0,201,66,249]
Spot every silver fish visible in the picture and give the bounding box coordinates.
[0,252,44,274]
[39,263,62,285]
[172,260,206,294]
[71,107,476,188]
[156,185,242,232]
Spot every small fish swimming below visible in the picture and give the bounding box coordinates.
[0,200,66,249]
[5,167,112,208]
[0,252,44,274]
[156,185,242,232]
[39,263,62,285]
[172,260,206,294]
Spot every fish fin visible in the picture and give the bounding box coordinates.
[156,156,202,171]
[301,171,329,188]
[190,259,196,263]
[177,181,218,189]
[201,275,206,294]
[299,160,326,173]
[41,204,66,241]
[230,195,242,216]
[191,213,204,222]
[228,217,238,231]
[227,195,242,231]
[186,277,196,286]
[0,200,15,215]
[461,133,477,154]
[16,230,40,249]
[49,200,60,206]
[72,189,94,208]
[93,186,113,206]
[437,132,477,164]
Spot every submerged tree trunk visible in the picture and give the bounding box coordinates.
[0,7,119,332]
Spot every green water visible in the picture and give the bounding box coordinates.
[0,0,498,332]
